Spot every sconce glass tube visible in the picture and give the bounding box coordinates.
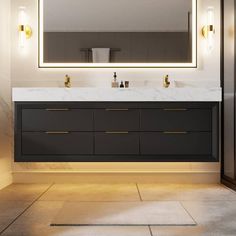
[19,7,27,48]
[207,7,215,52]
[18,6,32,49]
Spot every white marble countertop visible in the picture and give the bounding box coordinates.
[12,87,222,102]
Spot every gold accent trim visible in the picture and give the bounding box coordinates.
[106,109,129,111]
[46,108,70,111]
[209,25,214,32]
[19,25,32,39]
[202,25,215,38]
[105,131,129,134]
[164,109,187,111]
[64,74,71,88]
[25,25,32,39]
[45,131,70,134]
[19,25,24,32]
[163,74,170,88]
[163,131,188,134]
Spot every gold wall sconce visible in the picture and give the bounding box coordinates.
[202,7,215,52]
[18,7,32,48]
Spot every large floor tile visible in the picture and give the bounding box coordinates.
[11,201,64,225]
[181,201,236,235]
[39,184,140,202]
[1,225,150,236]
[0,201,30,225]
[151,226,222,236]
[138,184,236,201]
[0,184,51,201]
[181,200,236,224]
[0,201,31,233]
[138,184,181,201]
[52,201,195,225]
[0,225,7,233]
[179,184,236,201]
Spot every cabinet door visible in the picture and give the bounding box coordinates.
[94,109,139,131]
[22,109,93,131]
[95,132,139,155]
[140,132,212,155]
[22,132,93,155]
[140,109,211,131]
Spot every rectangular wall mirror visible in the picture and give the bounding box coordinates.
[39,0,197,68]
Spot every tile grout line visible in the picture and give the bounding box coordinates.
[148,225,154,236]
[36,182,55,201]
[0,183,55,235]
[136,183,143,201]
[179,201,198,226]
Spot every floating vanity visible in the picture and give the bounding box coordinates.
[13,88,222,162]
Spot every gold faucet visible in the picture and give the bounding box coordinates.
[64,74,71,88]
[163,74,170,88]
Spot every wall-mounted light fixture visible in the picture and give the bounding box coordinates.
[202,7,215,52]
[18,6,32,48]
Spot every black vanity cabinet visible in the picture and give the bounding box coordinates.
[14,102,219,162]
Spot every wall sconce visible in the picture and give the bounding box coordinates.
[202,7,215,52]
[18,7,32,48]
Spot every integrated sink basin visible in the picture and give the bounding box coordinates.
[12,87,222,102]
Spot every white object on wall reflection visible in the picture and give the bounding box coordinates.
[18,6,32,49]
[202,7,215,53]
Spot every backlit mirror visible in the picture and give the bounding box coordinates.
[39,0,197,68]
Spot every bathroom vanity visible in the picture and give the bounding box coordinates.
[13,88,221,162]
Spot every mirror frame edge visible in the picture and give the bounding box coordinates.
[38,0,197,69]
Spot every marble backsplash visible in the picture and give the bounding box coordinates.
[12,78,219,89]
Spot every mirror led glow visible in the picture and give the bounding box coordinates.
[38,0,197,68]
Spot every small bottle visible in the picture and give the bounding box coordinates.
[125,81,129,88]
[112,72,119,88]
[120,81,124,88]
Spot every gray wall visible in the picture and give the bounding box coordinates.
[43,32,191,63]
[223,0,235,179]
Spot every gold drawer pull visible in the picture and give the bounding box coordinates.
[164,109,187,111]
[163,131,188,134]
[45,131,70,134]
[106,109,129,111]
[46,109,70,111]
[105,131,129,134]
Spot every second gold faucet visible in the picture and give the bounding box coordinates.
[64,74,71,88]
[163,75,170,88]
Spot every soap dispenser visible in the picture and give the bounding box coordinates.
[112,72,119,88]
[120,81,124,88]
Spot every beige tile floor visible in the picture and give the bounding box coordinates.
[0,183,235,236]
[52,202,195,225]
[39,184,140,202]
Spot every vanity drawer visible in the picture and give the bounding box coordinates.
[94,109,139,131]
[95,132,139,155]
[140,109,212,131]
[22,132,93,155]
[22,109,93,131]
[140,132,212,155]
